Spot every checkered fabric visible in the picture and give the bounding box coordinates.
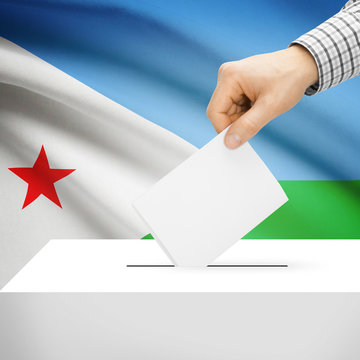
[291,0,360,95]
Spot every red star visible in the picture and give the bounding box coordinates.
[9,146,75,209]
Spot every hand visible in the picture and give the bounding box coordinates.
[206,45,319,149]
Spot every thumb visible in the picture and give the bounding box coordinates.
[224,97,274,149]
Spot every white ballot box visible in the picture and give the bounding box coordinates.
[1,239,360,360]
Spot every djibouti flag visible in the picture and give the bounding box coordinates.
[0,38,196,287]
[0,0,360,286]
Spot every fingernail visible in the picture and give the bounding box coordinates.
[225,133,241,149]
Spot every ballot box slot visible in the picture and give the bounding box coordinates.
[126,264,288,268]
[207,264,288,268]
[127,265,175,267]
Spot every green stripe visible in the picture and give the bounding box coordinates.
[141,233,155,239]
[142,180,360,240]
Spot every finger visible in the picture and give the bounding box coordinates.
[229,103,251,122]
[228,97,251,117]
[206,84,234,133]
[224,97,274,149]
[227,103,237,116]
[207,87,249,133]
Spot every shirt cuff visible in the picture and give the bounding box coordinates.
[289,40,321,96]
[290,3,360,96]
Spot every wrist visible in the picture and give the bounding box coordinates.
[283,44,319,90]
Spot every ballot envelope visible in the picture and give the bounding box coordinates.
[133,129,288,267]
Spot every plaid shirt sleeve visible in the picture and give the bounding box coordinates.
[290,0,360,95]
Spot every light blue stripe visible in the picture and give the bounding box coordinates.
[0,0,359,180]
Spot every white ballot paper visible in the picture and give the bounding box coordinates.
[133,129,288,266]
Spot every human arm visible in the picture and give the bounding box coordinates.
[207,1,360,149]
